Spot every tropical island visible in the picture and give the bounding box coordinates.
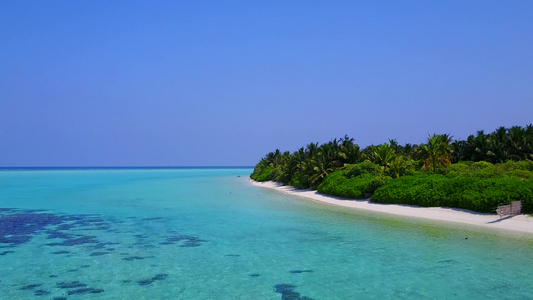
[250,125,533,217]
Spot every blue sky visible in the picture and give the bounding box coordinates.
[1,1,532,166]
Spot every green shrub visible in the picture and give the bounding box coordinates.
[386,157,416,178]
[500,160,533,172]
[272,165,293,185]
[366,177,388,194]
[250,166,274,182]
[317,171,381,199]
[371,174,533,213]
[448,162,471,174]
[448,160,533,179]
[342,161,382,178]
[290,172,311,189]
[509,169,533,179]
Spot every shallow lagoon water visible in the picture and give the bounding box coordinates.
[1,168,532,299]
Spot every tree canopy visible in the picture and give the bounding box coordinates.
[250,124,533,214]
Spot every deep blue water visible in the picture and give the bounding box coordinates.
[0,168,532,299]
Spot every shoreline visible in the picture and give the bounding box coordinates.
[250,180,533,235]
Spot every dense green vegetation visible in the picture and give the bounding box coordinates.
[250,125,533,213]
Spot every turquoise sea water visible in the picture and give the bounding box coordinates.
[1,168,532,299]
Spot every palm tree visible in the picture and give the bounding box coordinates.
[508,126,527,160]
[309,154,335,186]
[464,130,489,161]
[486,127,510,163]
[263,149,282,167]
[339,135,361,164]
[388,155,409,178]
[450,140,466,163]
[305,142,319,157]
[525,124,533,159]
[361,145,375,162]
[307,141,346,186]
[272,151,294,184]
[418,134,452,173]
[404,143,420,160]
[372,143,395,171]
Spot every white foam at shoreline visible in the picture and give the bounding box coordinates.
[250,180,533,234]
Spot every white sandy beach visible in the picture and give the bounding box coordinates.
[250,180,533,234]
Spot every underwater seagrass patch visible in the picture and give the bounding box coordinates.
[0,208,115,252]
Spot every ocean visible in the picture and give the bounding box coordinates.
[1,168,532,299]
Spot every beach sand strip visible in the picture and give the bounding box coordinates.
[250,180,533,234]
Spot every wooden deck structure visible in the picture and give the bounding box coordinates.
[496,200,522,219]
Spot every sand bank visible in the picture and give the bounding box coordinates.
[250,180,533,234]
